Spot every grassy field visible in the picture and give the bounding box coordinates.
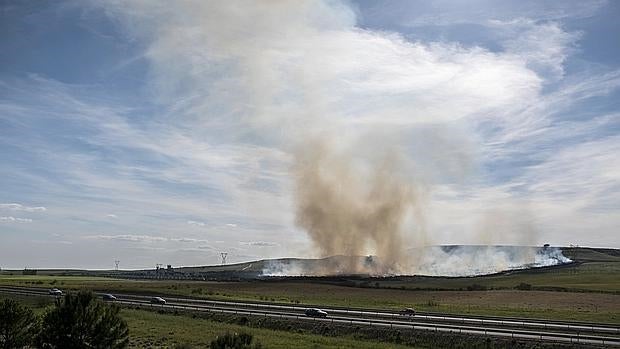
[0,294,415,349]
[376,261,620,292]
[1,248,618,324]
[124,309,417,349]
[1,275,618,324]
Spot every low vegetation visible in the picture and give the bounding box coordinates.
[1,293,612,349]
[1,294,414,349]
[0,248,618,324]
[38,291,129,349]
[0,299,39,349]
[0,292,128,349]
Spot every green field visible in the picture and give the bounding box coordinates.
[0,294,414,349]
[126,309,419,349]
[1,247,618,324]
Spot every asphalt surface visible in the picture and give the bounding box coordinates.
[1,286,618,346]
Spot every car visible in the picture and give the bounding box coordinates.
[304,308,328,318]
[102,293,117,301]
[48,288,63,296]
[399,307,416,316]
[150,296,166,305]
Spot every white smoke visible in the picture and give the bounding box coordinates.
[261,246,572,277]
[103,1,573,273]
[414,245,571,276]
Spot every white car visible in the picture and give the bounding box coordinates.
[304,308,328,318]
[150,296,166,305]
[48,288,63,296]
[102,293,117,301]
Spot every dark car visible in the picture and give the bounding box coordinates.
[304,308,328,318]
[150,296,166,305]
[102,293,117,301]
[399,307,416,316]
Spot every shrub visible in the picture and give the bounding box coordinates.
[38,290,129,349]
[514,283,532,290]
[0,298,40,349]
[210,332,263,349]
[466,284,487,291]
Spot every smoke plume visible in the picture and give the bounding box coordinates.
[104,1,566,274]
[293,138,424,274]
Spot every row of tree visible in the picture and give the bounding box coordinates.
[0,291,128,349]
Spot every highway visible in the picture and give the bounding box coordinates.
[1,286,618,346]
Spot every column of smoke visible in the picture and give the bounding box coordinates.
[293,138,424,275]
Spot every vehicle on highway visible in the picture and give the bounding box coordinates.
[399,307,416,316]
[150,296,166,305]
[48,288,63,296]
[102,293,117,301]
[304,308,328,318]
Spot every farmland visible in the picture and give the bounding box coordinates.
[1,247,618,323]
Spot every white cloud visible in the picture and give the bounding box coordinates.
[86,234,168,242]
[0,1,618,270]
[0,216,33,223]
[106,214,118,219]
[394,0,605,27]
[85,234,209,244]
[31,240,73,245]
[241,241,279,247]
[489,19,581,80]
[0,203,46,212]
[170,237,209,243]
[187,220,205,226]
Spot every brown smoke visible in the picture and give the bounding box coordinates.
[293,138,423,274]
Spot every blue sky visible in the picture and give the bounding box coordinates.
[1,0,619,269]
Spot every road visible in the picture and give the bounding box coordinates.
[1,286,618,346]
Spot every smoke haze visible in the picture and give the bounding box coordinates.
[97,0,594,272]
[294,138,424,274]
[262,246,572,277]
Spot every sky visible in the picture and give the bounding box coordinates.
[1,0,619,269]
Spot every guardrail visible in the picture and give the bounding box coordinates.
[2,286,618,346]
[123,299,620,346]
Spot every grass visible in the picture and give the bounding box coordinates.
[1,251,618,324]
[389,261,620,292]
[123,308,417,349]
[2,276,618,324]
[0,293,414,349]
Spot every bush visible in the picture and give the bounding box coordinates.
[466,284,487,291]
[514,283,532,290]
[210,332,263,349]
[0,298,40,349]
[425,299,439,307]
[38,291,129,349]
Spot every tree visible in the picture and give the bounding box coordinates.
[38,291,129,349]
[0,298,39,349]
